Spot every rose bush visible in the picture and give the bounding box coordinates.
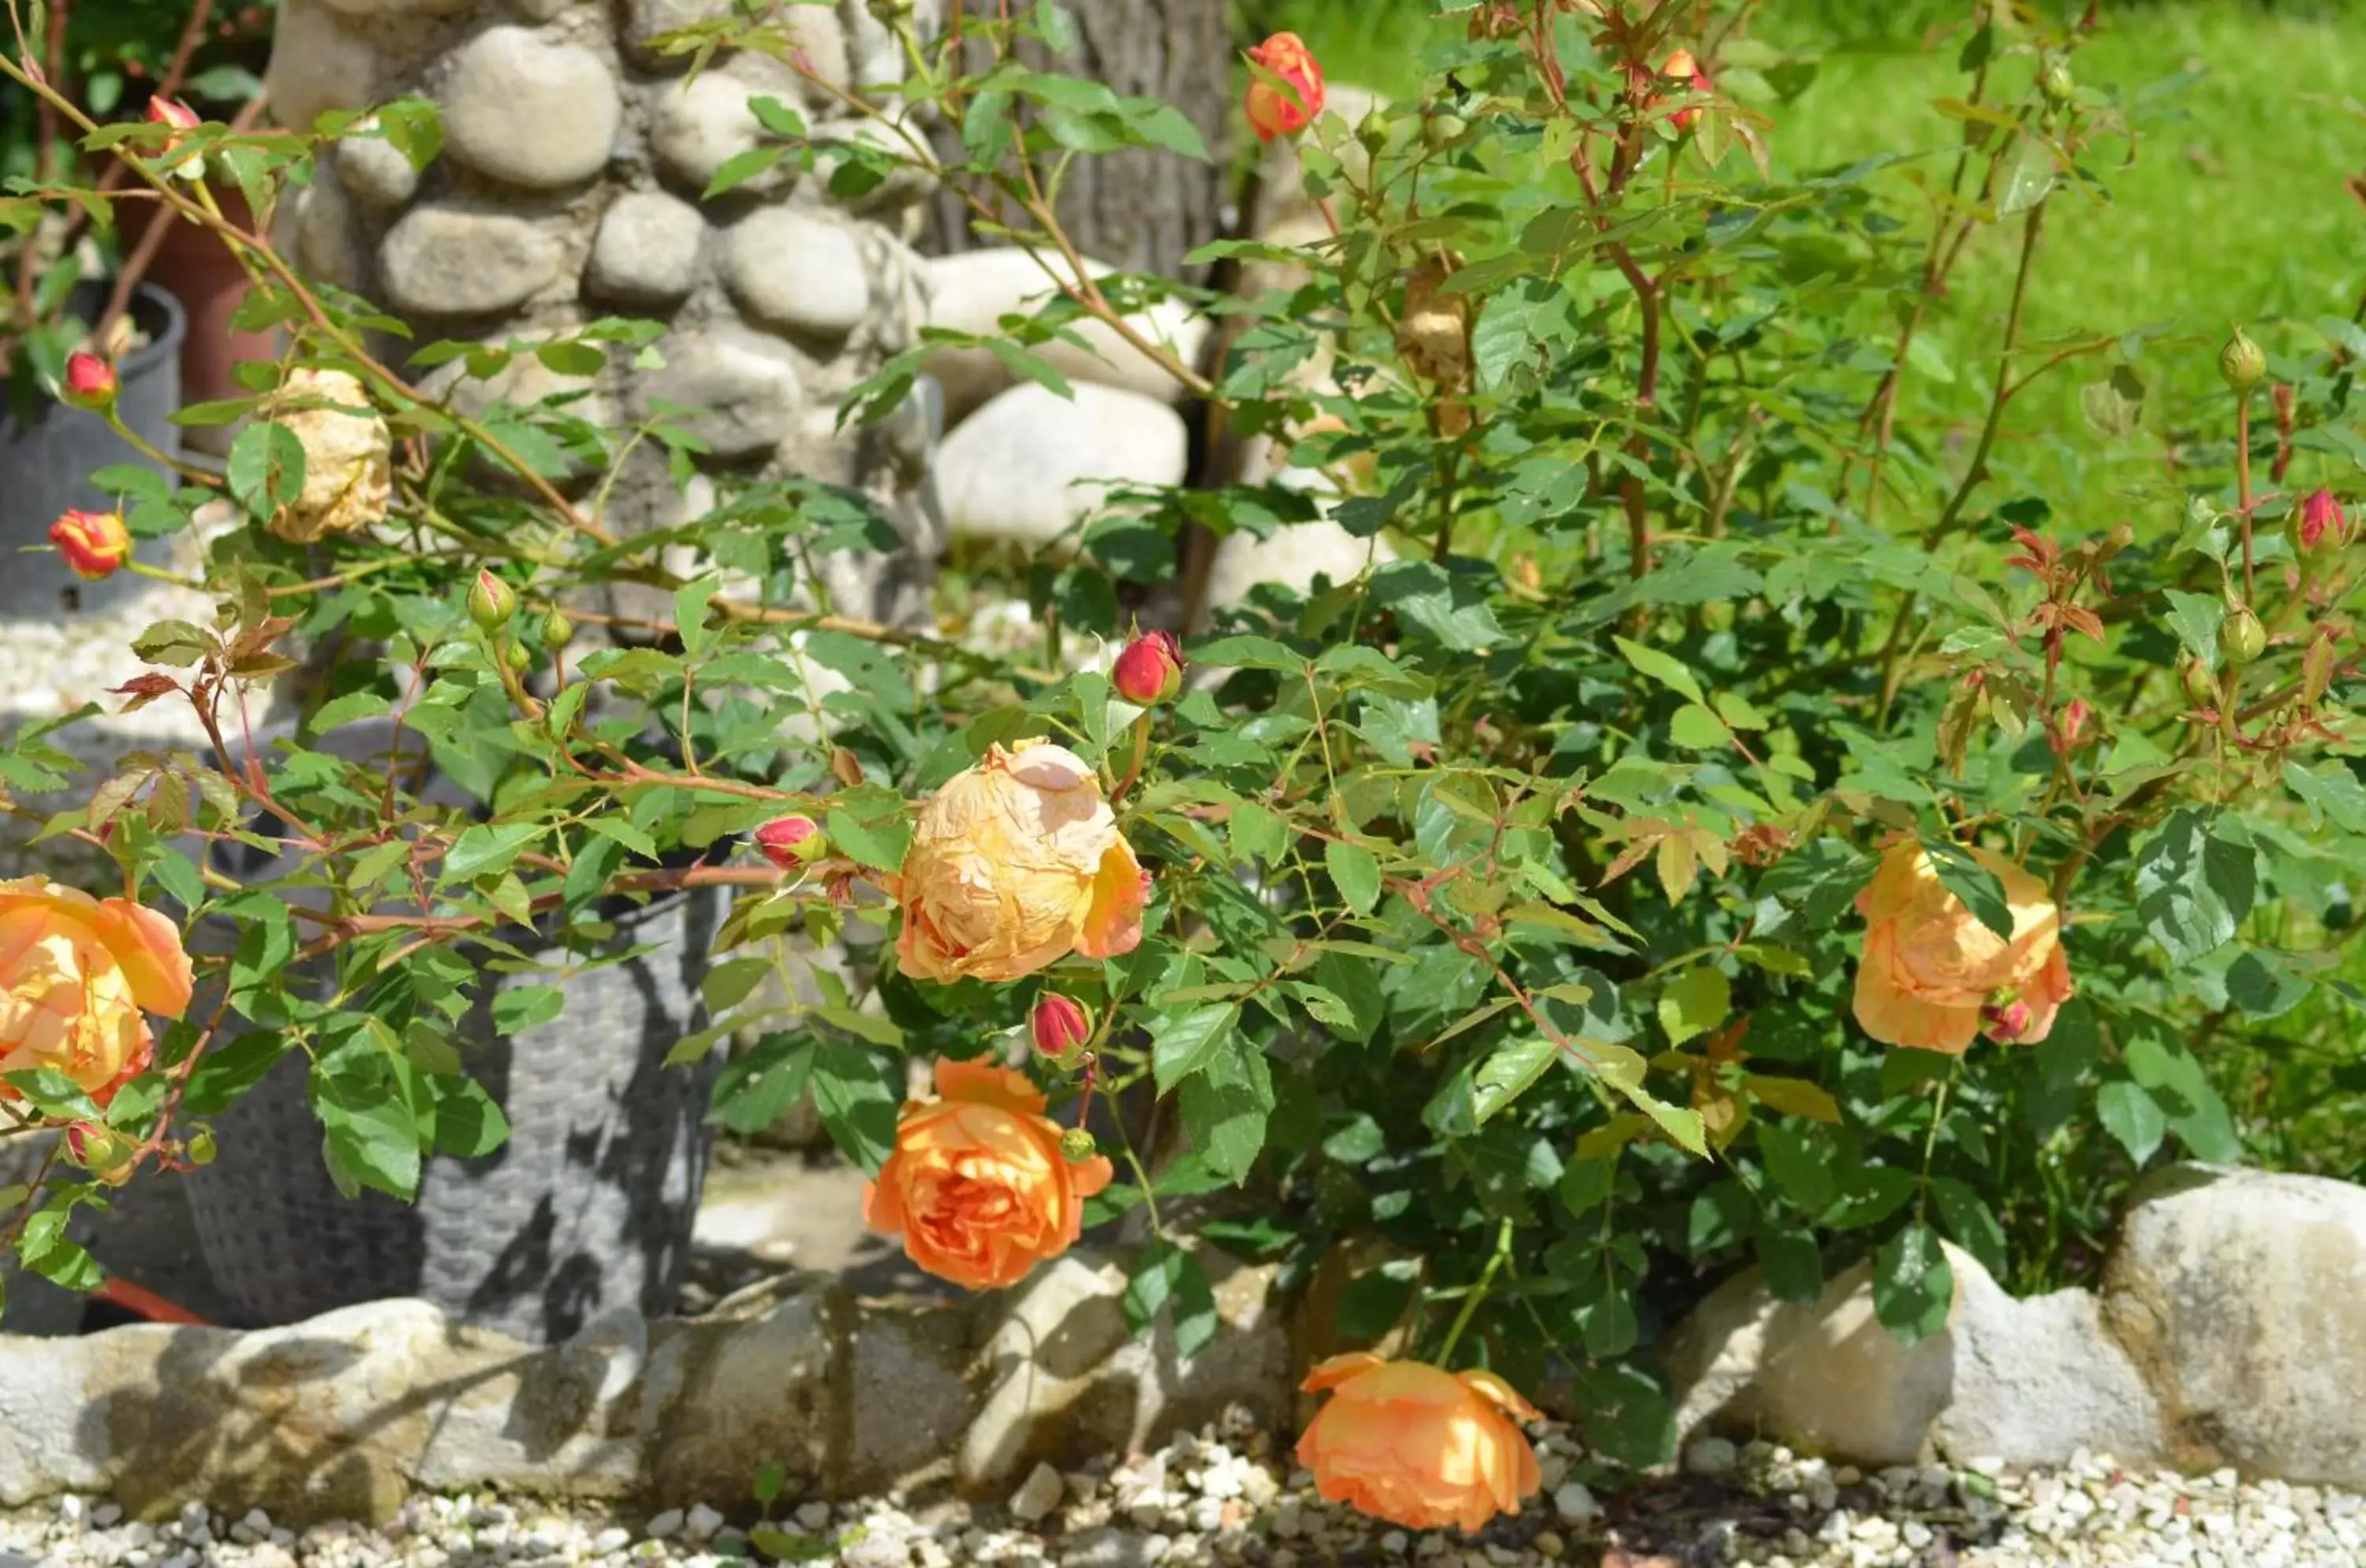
[0,0,2361,1533]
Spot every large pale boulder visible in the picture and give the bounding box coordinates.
[923,249,1207,420]
[1666,1241,2162,1469]
[935,382,1188,551]
[2103,1164,2366,1485]
[957,1247,1291,1489]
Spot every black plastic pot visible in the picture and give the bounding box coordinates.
[0,282,186,619]
[177,719,729,1345]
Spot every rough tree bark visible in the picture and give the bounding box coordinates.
[923,0,1235,282]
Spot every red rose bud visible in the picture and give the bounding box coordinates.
[1662,49,1712,131]
[1245,32,1325,143]
[1983,1000,2035,1044]
[1032,993,1093,1058]
[62,351,118,410]
[50,509,131,581]
[2297,488,2347,553]
[754,813,825,868]
[1112,629,1185,705]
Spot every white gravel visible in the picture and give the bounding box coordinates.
[6,1424,2362,1568]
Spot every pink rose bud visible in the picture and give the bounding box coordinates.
[2054,697,2090,753]
[2298,487,2347,552]
[62,350,117,410]
[146,96,201,139]
[1245,32,1326,143]
[1032,993,1092,1058]
[753,813,825,868]
[1113,629,1185,705]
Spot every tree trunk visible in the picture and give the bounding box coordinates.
[923,0,1235,282]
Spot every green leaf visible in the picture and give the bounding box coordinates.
[811,1040,902,1175]
[1756,1227,1823,1304]
[1929,1176,2007,1279]
[711,1034,819,1137]
[226,420,308,523]
[1872,1223,1954,1343]
[1,1070,100,1122]
[1756,1122,1834,1211]
[1471,1036,1558,1125]
[1179,1036,1274,1183]
[1326,840,1382,915]
[1657,967,1730,1047]
[491,984,565,1034]
[1569,1364,1672,1467]
[1151,1003,1239,1090]
[2097,1078,2166,1164]
[2163,591,2226,672]
[431,1077,511,1159]
[442,822,543,883]
[1669,704,1729,749]
[2284,760,2366,833]
[1558,1156,1615,1217]
[2133,808,2256,964]
[1611,635,1706,704]
[1922,838,2015,941]
[703,144,786,199]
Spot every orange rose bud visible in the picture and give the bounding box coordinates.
[62,351,118,410]
[1297,1354,1543,1533]
[753,813,825,868]
[65,1122,137,1186]
[1031,992,1092,1057]
[1661,49,1712,130]
[1112,629,1185,705]
[1245,32,1325,143]
[2296,487,2347,553]
[50,510,132,581]
[1851,838,2073,1054]
[864,1058,1114,1290]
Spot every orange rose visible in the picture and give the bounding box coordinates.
[1297,1353,1543,1533]
[1660,49,1713,131]
[894,739,1148,984]
[1852,839,2073,1053]
[863,1058,1112,1290]
[1245,32,1325,143]
[0,878,193,1097]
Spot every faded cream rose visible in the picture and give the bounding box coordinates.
[264,368,391,543]
[0,878,193,1097]
[1852,839,2073,1053]
[894,739,1148,984]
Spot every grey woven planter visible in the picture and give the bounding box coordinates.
[184,889,726,1344]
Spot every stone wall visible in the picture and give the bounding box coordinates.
[271,0,946,627]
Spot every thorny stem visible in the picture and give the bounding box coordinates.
[2236,393,2256,603]
[1928,200,2049,546]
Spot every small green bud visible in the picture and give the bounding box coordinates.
[468,569,518,632]
[542,606,576,649]
[2185,494,2219,532]
[185,1126,218,1167]
[1059,1126,1099,1163]
[1421,107,1466,148]
[2181,659,2219,709]
[506,640,533,671]
[2219,326,2267,394]
[1360,104,1391,153]
[2099,521,2135,559]
[2039,58,2075,106]
[2219,604,2266,666]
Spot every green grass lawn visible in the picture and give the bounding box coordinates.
[1263,0,2366,534]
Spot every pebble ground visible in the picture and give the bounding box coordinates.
[6,1423,2360,1568]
